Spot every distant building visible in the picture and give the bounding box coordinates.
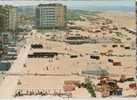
[36,3,67,29]
[0,5,16,32]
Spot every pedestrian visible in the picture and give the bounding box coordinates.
[47,67,49,71]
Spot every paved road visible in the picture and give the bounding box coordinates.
[0,33,32,97]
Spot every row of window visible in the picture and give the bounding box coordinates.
[41,20,56,23]
[40,17,56,20]
[41,23,56,26]
[41,10,55,13]
[41,15,55,17]
[40,8,55,10]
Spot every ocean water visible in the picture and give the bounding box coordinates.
[63,0,135,12]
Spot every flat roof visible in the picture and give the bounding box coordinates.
[38,3,63,7]
[128,28,136,33]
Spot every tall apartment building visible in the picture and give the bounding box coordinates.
[0,5,16,32]
[0,5,16,47]
[36,3,67,28]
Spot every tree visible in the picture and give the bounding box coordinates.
[84,78,96,97]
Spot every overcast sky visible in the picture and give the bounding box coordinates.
[0,0,134,11]
[0,0,134,6]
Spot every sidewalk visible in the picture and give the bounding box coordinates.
[0,34,32,97]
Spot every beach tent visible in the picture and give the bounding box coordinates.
[81,66,109,76]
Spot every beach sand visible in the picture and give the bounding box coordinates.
[0,11,136,97]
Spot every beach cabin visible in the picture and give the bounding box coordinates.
[31,43,43,49]
[70,55,78,58]
[108,59,113,63]
[113,62,121,66]
[28,52,58,58]
[90,55,100,60]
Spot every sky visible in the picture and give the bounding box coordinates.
[0,0,135,11]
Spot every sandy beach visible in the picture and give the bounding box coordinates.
[0,11,136,98]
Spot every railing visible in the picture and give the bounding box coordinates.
[15,88,72,98]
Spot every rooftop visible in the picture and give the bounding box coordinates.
[38,3,64,7]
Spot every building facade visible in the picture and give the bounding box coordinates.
[36,3,66,29]
[135,1,137,95]
[0,5,16,32]
[0,5,16,48]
